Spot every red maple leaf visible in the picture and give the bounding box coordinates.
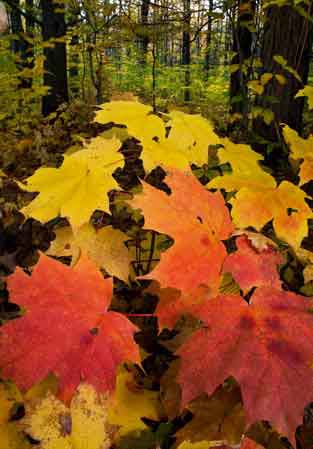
[177,287,313,444]
[223,235,283,293]
[129,168,233,294]
[0,253,140,401]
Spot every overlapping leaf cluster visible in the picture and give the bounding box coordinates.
[0,100,313,449]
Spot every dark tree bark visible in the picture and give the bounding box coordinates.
[255,4,313,140]
[204,0,213,80]
[9,0,34,88]
[229,0,254,119]
[10,0,23,53]
[182,0,191,102]
[138,0,150,64]
[68,6,80,97]
[69,33,80,97]
[24,0,34,88]
[41,0,68,116]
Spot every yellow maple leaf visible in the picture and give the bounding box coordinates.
[0,375,58,449]
[248,79,264,95]
[177,442,212,449]
[282,126,313,185]
[295,85,313,110]
[107,366,162,437]
[298,158,313,186]
[20,137,123,228]
[207,139,276,191]
[23,383,111,449]
[141,139,191,173]
[95,100,166,144]
[230,181,313,248]
[282,125,313,160]
[167,110,221,166]
[95,101,191,173]
[0,381,28,449]
[47,224,131,282]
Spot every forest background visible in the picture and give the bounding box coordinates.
[0,1,313,449]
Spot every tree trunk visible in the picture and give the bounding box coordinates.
[24,0,34,88]
[255,4,313,140]
[10,0,34,88]
[229,0,254,120]
[10,0,23,54]
[41,0,68,116]
[182,0,191,103]
[204,0,213,80]
[138,0,150,64]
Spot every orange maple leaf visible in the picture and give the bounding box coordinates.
[129,168,233,294]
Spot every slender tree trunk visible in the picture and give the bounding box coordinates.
[255,3,313,140]
[69,34,80,97]
[138,0,150,64]
[182,0,191,102]
[68,6,80,97]
[24,0,34,88]
[10,0,23,54]
[204,0,213,80]
[41,0,68,116]
[10,0,34,88]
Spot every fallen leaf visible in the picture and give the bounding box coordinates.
[175,381,245,447]
[47,224,131,282]
[207,139,276,191]
[20,137,123,227]
[23,383,112,449]
[230,182,313,249]
[128,168,233,293]
[108,365,162,437]
[177,287,313,444]
[167,111,221,166]
[0,253,140,400]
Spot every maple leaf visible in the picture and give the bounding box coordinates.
[20,137,123,228]
[0,253,140,400]
[282,126,313,185]
[0,375,58,449]
[107,365,162,437]
[207,139,276,191]
[177,437,263,449]
[95,100,166,142]
[223,235,283,293]
[230,181,313,249]
[147,281,211,329]
[140,139,191,173]
[95,101,222,172]
[295,85,313,110]
[0,381,30,449]
[23,383,112,449]
[205,135,312,247]
[167,111,221,166]
[47,224,131,282]
[128,168,233,293]
[177,287,313,444]
[95,101,193,173]
[175,380,245,447]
